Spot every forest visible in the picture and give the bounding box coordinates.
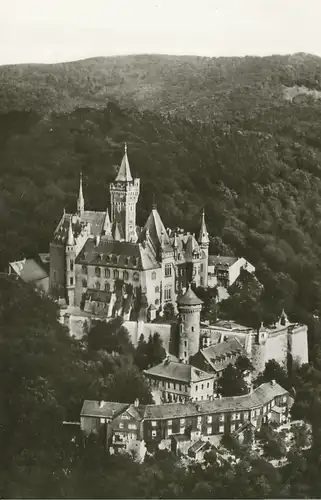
[2,52,321,496]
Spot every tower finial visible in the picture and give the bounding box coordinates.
[124,142,127,154]
[152,193,157,210]
[198,208,209,246]
[77,171,85,215]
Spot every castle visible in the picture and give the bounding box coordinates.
[49,145,254,320]
[48,145,308,397]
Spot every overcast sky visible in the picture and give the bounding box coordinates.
[0,0,320,65]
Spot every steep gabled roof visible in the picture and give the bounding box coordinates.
[9,259,48,283]
[199,337,245,373]
[143,208,171,250]
[75,237,160,271]
[115,146,133,182]
[144,360,212,383]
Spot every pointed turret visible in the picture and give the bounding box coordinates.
[67,217,75,246]
[198,209,209,246]
[103,209,112,235]
[115,143,133,182]
[77,173,85,215]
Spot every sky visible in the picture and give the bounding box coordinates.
[0,0,321,65]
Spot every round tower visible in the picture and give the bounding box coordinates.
[65,217,76,306]
[177,285,203,363]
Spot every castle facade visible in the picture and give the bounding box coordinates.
[49,146,253,320]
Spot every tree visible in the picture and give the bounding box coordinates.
[217,364,249,397]
[254,359,292,392]
[134,333,166,370]
[87,317,134,356]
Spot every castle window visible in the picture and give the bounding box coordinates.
[155,286,160,293]
[155,299,159,305]
[82,279,87,288]
[69,277,73,285]
[151,271,156,280]
[152,430,157,438]
[207,382,210,389]
[95,281,101,290]
[184,341,187,347]
[200,277,203,286]
[207,427,211,435]
[219,425,224,433]
[184,351,187,358]
[200,263,204,272]
[195,385,198,391]
[113,269,119,279]
[123,271,129,281]
[167,428,172,436]
[192,266,197,277]
[165,264,172,277]
[164,288,171,301]
[105,269,110,278]
[82,265,87,274]
[95,267,101,277]
[70,260,74,271]
[106,255,110,263]
[133,272,139,281]
[191,326,194,332]
[207,415,212,424]
[219,414,225,422]
[105,282,110,291]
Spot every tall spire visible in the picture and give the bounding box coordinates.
[77,172,85,215]
[67,217,74,246]
[152,193,157,210]
[198,209,209,246]
[115,143,133,182]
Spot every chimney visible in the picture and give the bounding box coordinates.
[95,235,101,246]
[99,400,105,409]
[134,398,139,407]
[271,379,276,386]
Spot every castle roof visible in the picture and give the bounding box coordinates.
[81,382,289,422]
[76,237,160,271]
[208,255,238,267]
[53,211,106,244]
[198,210,209,245]
[143,207,171,251]
[144,360,213,383]
[115,145,133,182]
[197,337,246,373]
[9,258,48,283]
[169,232,206,263]
[177,286,203,306]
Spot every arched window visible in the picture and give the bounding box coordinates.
[95,267,101,277]
[106,255,110,263]
[113,255,118,264]
[95,281,101,290]
[82,279,87,288]
[155,299,159,305]
[113,269,119,279]
[151,271,156,280]
[123,271,129,281]
[105,268,110,278]
[82,265,87,274]
[155,286,160,293]
[133,272,139,281]
[104,282,110,291]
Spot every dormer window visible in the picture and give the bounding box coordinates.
[95,267,101,277]
[123,271,129,281]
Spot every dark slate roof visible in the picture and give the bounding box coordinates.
[144,361,213,383]
[53,211,106,244]
[9,259,48,283]
[169,233,205,264]
[177,286,203,306]
[172,434,190,443]
[143,208,172,252]
[81,400,129,419]
[81,382,289,422]
[199,337,246,372]
[208,255,238,267]
[115,149,133,182]
[195,382,288,415]
[75,237,160,271]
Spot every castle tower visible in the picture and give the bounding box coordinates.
[198,209,209,287]
[177,285,203,363]
[110,144,140,242]
[77,173,85,216]
[65,217,76,306]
